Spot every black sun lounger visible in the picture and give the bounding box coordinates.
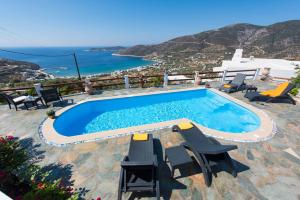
[219,73,247,93]
[173,124,237,187]
[40,88,63,106]
[118,134,160,200]
[0,92,27,111]
[245,83,296,105]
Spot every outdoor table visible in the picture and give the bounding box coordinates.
[165,145,193,178]
[243,85,258,93]
[23,96,44,110]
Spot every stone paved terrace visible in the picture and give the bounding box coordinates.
[0,81,300,200]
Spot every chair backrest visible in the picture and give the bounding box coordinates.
[34,83,43,97]
[0,92,14,104]
[261,82,292,97]
[40,88,60,103]
[281,83,295,96]
[180,127,211,148]
[128,134,154,162]
[231,73,246,86]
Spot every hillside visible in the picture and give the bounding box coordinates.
[119,20,300,71]
[0,59,49,83]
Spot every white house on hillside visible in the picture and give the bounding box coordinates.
[214,49,300,79]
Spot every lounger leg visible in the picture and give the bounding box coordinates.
[14,104,18,111]
[117,168,124,200]
[194,152,212,186]
[8,103,11,109]
[156,175,160,200]
[288,96,296,105]
[181,143,212,186]
[224,153,237,177]
[203,169,212,187]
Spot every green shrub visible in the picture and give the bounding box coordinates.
[149,77,163,87]
[59,85,73,96]
[290,88,299,96]
[0,136,28,173]
[292,66,300,87]
[25,88,36,96]
[0,136,80,199]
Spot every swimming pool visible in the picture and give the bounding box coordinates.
[53,89,260,136]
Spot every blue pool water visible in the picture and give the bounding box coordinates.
[54,89,260,136]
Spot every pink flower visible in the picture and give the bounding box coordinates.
[37,183,45,189]
[96,197,101,200]
[6,136,14,141]
[0,137,6,144]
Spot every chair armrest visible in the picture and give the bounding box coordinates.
[121,160,154,167]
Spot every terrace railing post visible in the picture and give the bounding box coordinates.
[222,70,227,83]
[253,68,260,80]
[124,75,129,89]
[194,71,200,86]
[163,72,168,88]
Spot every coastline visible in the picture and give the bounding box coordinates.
[51,54,159,79]
[51,61,161,79]
[112,53,145,58]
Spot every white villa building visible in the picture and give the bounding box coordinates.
[214,49,300,79]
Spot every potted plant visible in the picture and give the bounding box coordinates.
[260,67,271,81]
[46,109,56,119]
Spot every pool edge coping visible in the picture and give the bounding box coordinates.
[39,87,275,146]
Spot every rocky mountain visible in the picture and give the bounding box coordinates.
[0,59,49,83]
[119,20,300,71]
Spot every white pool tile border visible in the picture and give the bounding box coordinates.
[39,87,275,146]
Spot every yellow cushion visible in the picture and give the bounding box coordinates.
[178,122,194,130]
[133,133,148,141]
[260,82,289,97]
[223,84,232,88]
[260,89,274,96]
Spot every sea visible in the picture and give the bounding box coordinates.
[0,47,154,77]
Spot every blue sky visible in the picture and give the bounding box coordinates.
[0,0,299,47]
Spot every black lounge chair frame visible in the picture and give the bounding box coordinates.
[40,88,63,106]
[219,73,247,93]
[245,83,296,105]
[173,125,237,187]
[118,134,160,200]
[0,92,26,111]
